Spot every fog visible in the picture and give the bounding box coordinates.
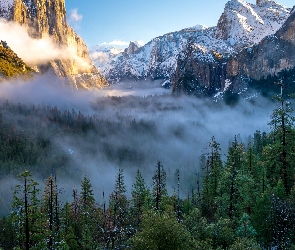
[0,19,91,69]
[0,75,278,213]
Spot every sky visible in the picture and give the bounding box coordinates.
[65,0,293,48]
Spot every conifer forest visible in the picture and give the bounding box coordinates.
[0,93,295,250]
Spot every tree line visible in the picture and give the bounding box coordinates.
[1,94,295,249]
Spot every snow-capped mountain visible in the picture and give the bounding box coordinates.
[90,44,124,73]
[90,41,144,73]
[172,3,295,96]
[216,0,290,48]
[98,0,290,89]
[103,26,235,85]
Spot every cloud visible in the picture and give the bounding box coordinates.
[101,40,129,47]
[0,19,92,70]
[99,40,145,49]
[90,51,109,63]
[0,19,68,64]
[69,8,83,22]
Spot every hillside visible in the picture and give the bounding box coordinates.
[0,40,33,80]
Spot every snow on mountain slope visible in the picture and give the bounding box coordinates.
[103,27,234,84]
[90,44,124,72]
[216,0,291,48]
[0,0,13,18]
[97,0,291,84]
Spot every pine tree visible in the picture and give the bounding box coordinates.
[131,170,151,227]
[11,171,46,249]
[216,137,245,219]
[109,169,129,248]
[79,176,96,249]
[264,89,295,193]
[237,213,257,238]
[152,161,167,211]
[42,175,60,249]
[200,137,223,219]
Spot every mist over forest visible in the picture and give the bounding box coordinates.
[0,74,279,215]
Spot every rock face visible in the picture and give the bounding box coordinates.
[99,0,290,96]
[0,0,108,89]
[124,41,139,54]
[227,9,295,81]
[171,0,292,95]
[172,6,295,96]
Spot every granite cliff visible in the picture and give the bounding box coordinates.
[0,0,108,89]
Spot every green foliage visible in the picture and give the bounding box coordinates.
[131,170,152,227]
[200,137,223,219]
[223,89,240,106]
[237,213,257,238]
[131,210,195,250]
[0,45,32,78]
[228,238,262,250]
[152,161,167,211]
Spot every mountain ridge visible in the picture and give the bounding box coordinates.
[96,0,292,96]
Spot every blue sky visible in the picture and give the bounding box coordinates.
[65,0,293,47]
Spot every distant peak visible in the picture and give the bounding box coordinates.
[125,41,140,54]
[191,24,207,30]
[256,0,270,6]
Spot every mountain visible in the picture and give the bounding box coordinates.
[172,0,295,96]
[0,0,108,89]
[0,40,32,80]
[98,0,291,96]
[90,41,142,75]
[226,6,295,86]
[90,44,124,73]
[215,0,289,49]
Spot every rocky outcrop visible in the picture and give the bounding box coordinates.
[124,41,139,54]
[0,0,107,89]
[103,27,234,85]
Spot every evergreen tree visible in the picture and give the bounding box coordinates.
[131,210,195,250]
[131,170,151,227]
[79,176,96,249]
[11,171,46,249]
[200,137,223,219]
[42,175,60,249]
[109,169,129,248]
[152,161,167,211]
[216,136,245,219]
[237,213,257,238]
[265,89,295,193]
